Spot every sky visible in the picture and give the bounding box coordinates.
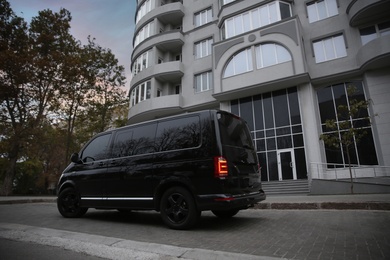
[8,0,137,92]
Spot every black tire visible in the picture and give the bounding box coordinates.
[160,187,200,230]
[57,187,88,218]
[212,209,240,218]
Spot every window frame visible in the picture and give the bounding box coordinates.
[222,1,292,40]
[130,80,152,107]
[194,37,213,59]
[306,0,338,23]
[194,7,212,27]
[223,48,253,78]
[312,34,347,63]
[194,71,213,93]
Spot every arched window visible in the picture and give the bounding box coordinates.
[223,48,253,78]
[255,43,291,68]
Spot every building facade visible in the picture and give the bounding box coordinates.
[129,0,390,184]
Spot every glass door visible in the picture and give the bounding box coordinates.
[277,149,297,181]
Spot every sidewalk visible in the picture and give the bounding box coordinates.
[1,193,390,210]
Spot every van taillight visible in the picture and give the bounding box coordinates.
[214,156,228,178]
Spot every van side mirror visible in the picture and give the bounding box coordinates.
[70,153,82,164]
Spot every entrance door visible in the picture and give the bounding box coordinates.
[277,149,297,181]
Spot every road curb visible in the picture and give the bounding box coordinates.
[254,202,390,210]
[0,198,56,205]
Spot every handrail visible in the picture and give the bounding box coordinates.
[309,162,390,181]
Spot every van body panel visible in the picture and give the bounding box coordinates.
[58,110,266,226]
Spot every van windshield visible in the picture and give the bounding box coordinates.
[217,112,254,150]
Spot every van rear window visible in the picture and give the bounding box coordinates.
[155,116,201,152]
[218,113,254,149]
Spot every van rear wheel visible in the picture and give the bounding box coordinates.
[212,209,240,218]
[160,187,200,230]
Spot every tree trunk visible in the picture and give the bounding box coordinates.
[346,146,354,194]
[0,143,20,196]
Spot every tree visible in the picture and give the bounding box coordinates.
[1,1,128,194]
[319,84,373,194]
[0,0,32,195]
[0,1,75,195]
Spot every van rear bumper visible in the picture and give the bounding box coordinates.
[196,190,266,211]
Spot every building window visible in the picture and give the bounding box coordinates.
[317,82,378,166]
[195,71,212,93]
[133,50,151,76]
[223,48,253,78]
[134,21,154,47]
[195,38,213,59]
[194,7,212,27]
[222,0,236,5]
[222,1,292,39]
[136,0,153,23]
[313,34,347,63]
[307,0,338,23]
[130,81,152,107]
[360,21,390,45]
[256,43,291,68]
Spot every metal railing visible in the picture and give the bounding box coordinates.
[309,162,390,181]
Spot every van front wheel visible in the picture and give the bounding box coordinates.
[57,188,88,218]
[160,187,200,230]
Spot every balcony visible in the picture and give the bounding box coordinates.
[347,0,390,27]
[132,30,184,60]
[357,35,390,71]
[136,2,184,32]
[128,94,183,124]
[131,61,184,87]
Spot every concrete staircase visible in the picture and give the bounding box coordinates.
[262,179,309,195]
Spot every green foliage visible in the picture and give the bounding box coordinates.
[0,0,128,194]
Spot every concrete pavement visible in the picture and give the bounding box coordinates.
[1,194,389,259]
[1,193,389,210]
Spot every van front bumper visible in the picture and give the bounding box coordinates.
[197,190,266,211]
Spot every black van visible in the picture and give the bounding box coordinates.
[57,110,266,229]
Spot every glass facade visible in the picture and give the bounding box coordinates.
[231,87,307,182]
[317,82,378,167]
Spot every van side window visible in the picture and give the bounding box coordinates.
[155,116,201,152]
[81,133,112,162]
[113,123,157,157]
[112,129,133,157]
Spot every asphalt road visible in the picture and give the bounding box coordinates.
[0,203,389,259]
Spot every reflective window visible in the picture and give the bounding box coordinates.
[231,87,306,181]
[136,0,153,23]
[222,1,292,39]
[360,20,390,45]
[155,116,201,151]
[195,71,212,93]
[134,21,154,47]
[82,134,112,162]
[223,48,253,78]
[317,82,378,166]
[194,7,212,27]
[313,35,347,63]
[133,49,152,76]
[130,81,151,107]
[195,38,213,59]
[307,0,338,23]
[256,43,291,69]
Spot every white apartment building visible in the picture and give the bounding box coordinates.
[129,0,390,188]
